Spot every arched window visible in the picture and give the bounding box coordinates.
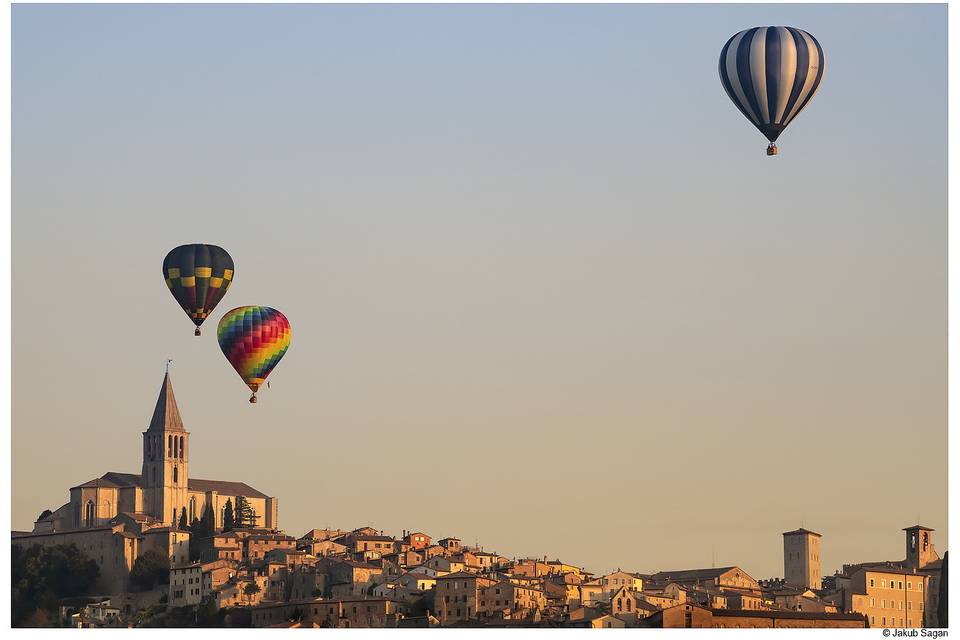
[151,466,156,483]
[84,500,95,527]
[616,598,622,611]
[173,466,178,484]
[189,497,197,522]
[168,435,172,457]
[179,436,185,459]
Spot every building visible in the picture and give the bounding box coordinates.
[837,524,942,628]
[644,602,866,628]
[648,566,761,593]
[169,563,203,608]
[783,528,822,589]
[12,525,140,594]
[840,564,930,628]
[402,531,431,550]
[435,572,497,625]
[32,373,278,534]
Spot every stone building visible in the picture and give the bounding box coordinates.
[783,528,822,589]
[837,524,943,628]
[31,372,278,534]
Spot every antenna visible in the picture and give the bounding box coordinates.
[165,359,173,374]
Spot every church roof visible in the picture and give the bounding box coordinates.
[72,472,269,499]
[71,472,140,490]
[147,372,185,432]
[189,478,269,499]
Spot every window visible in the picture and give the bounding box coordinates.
[870,579,875,587]
[84,500,95,527]
[168,435,172,457]
[180,436,185,459]
[173,466,178,483]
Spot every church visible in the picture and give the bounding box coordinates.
[33,372,278,534]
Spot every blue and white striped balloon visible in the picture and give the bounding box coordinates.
[719,27,824,153]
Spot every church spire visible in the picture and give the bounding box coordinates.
[147,371,185,432]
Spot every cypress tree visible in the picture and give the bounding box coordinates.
[223,499,235,532]
[178,507,188,531]
[235,496,258,529]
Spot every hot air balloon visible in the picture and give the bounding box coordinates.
[719,27,824,156]
[163,244,235,335]
[217,306,291,403]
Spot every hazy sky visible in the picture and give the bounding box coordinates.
[12,3,946,579]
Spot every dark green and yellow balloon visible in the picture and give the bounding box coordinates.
[163,244,235,336]
[217,306,292,403]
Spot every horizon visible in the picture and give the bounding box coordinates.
[12,2,946,581]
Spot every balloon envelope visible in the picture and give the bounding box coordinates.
[217,306,291,401]
[719,27,824,144]
[163,244,235,334]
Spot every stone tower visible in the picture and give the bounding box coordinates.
[904,525,938,569]
[141,372,189,526]
[783,528,822,589]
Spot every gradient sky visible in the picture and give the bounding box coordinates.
[12,3,946,579]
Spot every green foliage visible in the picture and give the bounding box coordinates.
[234,496,258,529]
[222,499,235,532]
[178,508,188,531]
[129,550,170,592]
[37,509,53,522]
[11,543,100,627]
[243,582,261,596]
[409,589,435,618]
[189,502,216,561]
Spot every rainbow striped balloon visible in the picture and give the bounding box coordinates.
[217,306,291,403]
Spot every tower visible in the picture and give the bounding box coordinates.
[141,372,189,526]
[904,525,938,569]
[783,528,822,589]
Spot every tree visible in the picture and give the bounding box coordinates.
[222,499,235,532]
[129,550,170,591]
[178,508,188,531]
[11,543,99,627]
[243,582,261,605]
[36,509,53,522]
[189,502,216,561]
[234,496,258,529]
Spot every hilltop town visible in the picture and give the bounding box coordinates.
[11,374,948,629]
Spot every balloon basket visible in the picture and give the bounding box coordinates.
[249,394,257,404]
[195,327,202,336]
[766,143,778,156]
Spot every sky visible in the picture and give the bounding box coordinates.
[12,3,946,579]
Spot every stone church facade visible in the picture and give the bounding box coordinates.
[32,372,278,535]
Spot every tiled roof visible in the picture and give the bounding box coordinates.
[71,472,142,490]
[188,478,268,499]
[649,567,740,582]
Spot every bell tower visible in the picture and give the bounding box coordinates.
[783,527,822,589]
[141,371,189,526]
[904,525,938,569]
